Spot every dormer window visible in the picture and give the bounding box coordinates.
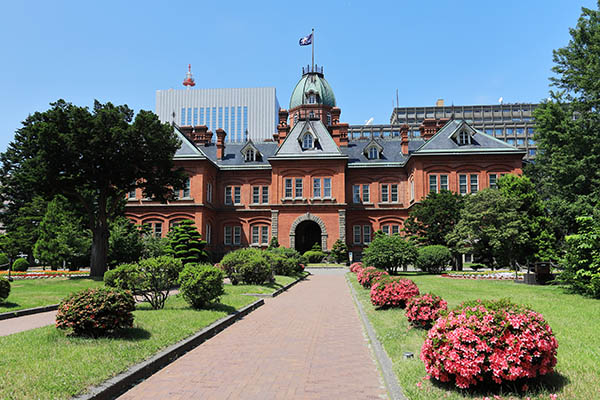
[302,133,314,149]
[245,148,255,161]
[241,141,260,162]
[458,130,471,145]
[368,146,379,160]
[308,94,316,104]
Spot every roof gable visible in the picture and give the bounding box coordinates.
[272,119,346,159]
[173,126,208,160]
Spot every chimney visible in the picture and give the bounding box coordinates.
[330,107,341,125]
[420,119,439,141]
[216,129,226,160]
[400,124,409,155]
[276,108,290,145]
[436,99,444,107]
[329,107,348,147]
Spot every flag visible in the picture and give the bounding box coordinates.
[299,33,313,46]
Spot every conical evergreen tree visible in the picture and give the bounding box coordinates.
[166,220,208,264]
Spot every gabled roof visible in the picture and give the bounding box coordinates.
[240,140,262,159]
[363,138,384,156]
[271,119,347,160]
[173,126,209,160]
[413,120,526,156]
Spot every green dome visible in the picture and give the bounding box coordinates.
[289,72,336,109]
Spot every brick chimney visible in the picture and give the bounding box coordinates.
[420,119,439,141]
[400,124,410,155]
[275,108,290,145]
[216,129,226,160]
[329,107,348,147]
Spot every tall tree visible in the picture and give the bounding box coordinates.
[1,100,186,277]
[404,190,464,246]
[528,3,600,236]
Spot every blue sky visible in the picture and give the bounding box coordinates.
[0,0,596,152]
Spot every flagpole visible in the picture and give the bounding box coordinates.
[311,28,314,72]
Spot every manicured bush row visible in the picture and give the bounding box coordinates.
[357,266,389,289]
[55,287,135,337]
[370,277,419,308]
[405,293,447,329]
[420,299,559,389]
[221,248,273,285]
[178,263,224,309]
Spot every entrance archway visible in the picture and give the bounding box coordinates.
[289,212,328,251]
[295,220,321,253]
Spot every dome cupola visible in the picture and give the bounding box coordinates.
[289,65,336,110]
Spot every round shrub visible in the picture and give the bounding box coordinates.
[405,293,447,329]
[0,277,10,303]
[416,245,452,274]
[357,266,389,288]
[469,263,486,271]
[12,258,29,272]
[420,299,558,389]
[104,263,141,292]
[370,277,419,308]
[178,263,224,309]
[303,250,326,263]
[221,248,273,285]
[266,247,304,275]
[55,287,135,337]
[349,262,363,273]
[0,253,9,270]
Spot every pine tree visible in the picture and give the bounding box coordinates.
[166,220,208,265]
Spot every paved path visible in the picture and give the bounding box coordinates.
[119,270,388,400]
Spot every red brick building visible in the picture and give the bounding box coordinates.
[125,68,524,257]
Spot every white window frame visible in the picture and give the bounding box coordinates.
[285,178,293,198]
[391,184,398,203]
[182,178,190,198]
[225,186,232,205]
[295,178,303,198]
[440,175,449,191]
[489,174,498,189]
[261,186,269,204]
[261,226,269,245]
[470,174,479,193]
[252,226,260,245]
[353,185,361,203]
[205,223,212,244]
[234,186,241,204]
[353,225,362,244]
[368,146,378,160]
[382,225,390,235]
[323,178,331,198]
[363,225,372,244]
[302,133,313,149]
[233,226,241,245]
[224,226,232,245]
[244,148,255,162]
[459,174,468,195]
[252,186,260,204]
[207,182,213,203]
[362,184,370,203]
[392,225,400,235]
[313,178,321,198]
[429,175,438,194]
[381,184,389,202]
[410,179,415,202]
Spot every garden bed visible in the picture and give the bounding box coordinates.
[442,271,523,280]
[0,282,273,400]
[0,270,89,279]
[348,272,599,400]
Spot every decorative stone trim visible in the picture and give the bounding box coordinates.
[271,210,279,239]
[289,212,328,250]
[338,209,346,242]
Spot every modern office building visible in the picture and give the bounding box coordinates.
[127,66,524,258]
[155,67,280,143]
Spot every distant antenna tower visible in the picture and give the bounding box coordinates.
[183,64,196,88]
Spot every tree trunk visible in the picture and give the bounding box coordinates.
[90,221,109,278]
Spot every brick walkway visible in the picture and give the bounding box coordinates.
[0,310,57,336]
[119,271,388,399]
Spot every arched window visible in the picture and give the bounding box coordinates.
[308,94,316,104]
[458,131,470,145]
[302,133,313,149]
[244,148,255,162]
[368,146,378,160]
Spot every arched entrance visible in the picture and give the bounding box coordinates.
[295,220,321,253]
[289,212,328,251]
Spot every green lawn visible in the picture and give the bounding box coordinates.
[349,272,600,400]
[0,276,298,400]
[0,278,104,312]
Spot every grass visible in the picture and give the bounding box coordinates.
[0,274,304,400]
[348,272,600,400]
[0,278,104,312]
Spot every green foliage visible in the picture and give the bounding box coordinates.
[55,287,135,337]
[141,233,170,259]
[447,189,529,269]
[265,247,304,275]
[468,263,486,271]
[178,263,225,309]
[0,277,10,303]
[527,4,600,237]
[108,217,144,267]
[0,253,9,270]
[303,250,326,263]
[267,236,280,249]
[404,190,464,246]
[12,258,29,272]
[0,196,47,261]
[34,195,90,271]
[416,245,452,274]
[0,99,187,277]
[103,263,141,292]
[331,239,349,263]
[362,233,418,274]
[166,220,208,265]
[220,248,273,285]
[311,242,322,251]
[559,216,600,298]
[136,256,182,309]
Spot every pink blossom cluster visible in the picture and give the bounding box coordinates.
[370,277,419,308]
[349,262,363,273]
[357,266,389,288]
[420,300,558,389]
[405,293,448,329]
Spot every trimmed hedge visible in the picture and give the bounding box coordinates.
[416,245,452,274]
[357,266,389,289]
[178,263,224,309]
[12,258,29,272]
[266,247,304,276]
[370,277,419,308]
[303,250,326,263]
[405,293,447,329]
[55,287,135,337]
[0,277,10,303]
[221,248,273,285]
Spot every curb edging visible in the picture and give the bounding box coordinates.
[0,304,59,321]
[74,298,265,400]
[345,274,407,400]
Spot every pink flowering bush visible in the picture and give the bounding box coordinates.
[420,299,558,389]
[370,277,419,308]
[405,293,448,329]
[349,262,363,273]
[357,266,389,288]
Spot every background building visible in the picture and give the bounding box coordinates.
[156,85,280,143]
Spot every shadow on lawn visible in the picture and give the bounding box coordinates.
[114,327,152,341]
[429,371,570,398]
[207,303,238,314]
[0,301,21,310]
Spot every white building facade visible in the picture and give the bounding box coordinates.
[156,87,280,143]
